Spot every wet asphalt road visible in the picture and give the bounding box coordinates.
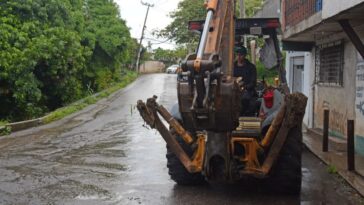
[0,73,363,205]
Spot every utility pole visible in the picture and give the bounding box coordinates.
[135,1,154,72]
[239,0,247,47]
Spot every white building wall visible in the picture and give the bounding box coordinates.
[304,52,314,128]
[356,53,364,135]
[286,51,313,128]
[354,29,364,157]
[322,0,364,19]
[139,61,165,73]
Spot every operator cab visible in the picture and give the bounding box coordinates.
[187,18,285,132]
[188,18,282,71]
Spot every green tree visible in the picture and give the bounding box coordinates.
[153,47,188,65]
[0,0,135,121]
[158,0,205,45]
[240,0,264,17]
[82,0,134,90]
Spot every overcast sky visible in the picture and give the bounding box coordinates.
[116,0,181,49]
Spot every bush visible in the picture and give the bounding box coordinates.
[256,60,279,85]
[0,0,136,122]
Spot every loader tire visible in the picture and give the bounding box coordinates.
[267,126,302,195]
[166,129,205,185]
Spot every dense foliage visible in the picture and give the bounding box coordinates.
[158,0,205,45]
[244,0,264,17]
[0,0,136,121]
[153,47,188,65]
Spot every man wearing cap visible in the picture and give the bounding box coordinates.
[234,46,257,116]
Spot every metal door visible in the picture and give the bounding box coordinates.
[292,57,304,93]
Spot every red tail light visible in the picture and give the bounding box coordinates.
[263,90,274,108]
[266,19,280,28]
[189,21,203,31]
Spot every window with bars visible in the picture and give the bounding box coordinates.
[315,41,344,86]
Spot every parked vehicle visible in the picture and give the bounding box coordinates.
[166,65,179,74]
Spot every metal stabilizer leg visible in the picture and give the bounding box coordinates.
[137,96,206,173]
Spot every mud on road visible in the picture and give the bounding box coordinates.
[0,74,362,205]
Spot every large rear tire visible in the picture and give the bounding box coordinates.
[166,129,205,185]
[266,126,302,194]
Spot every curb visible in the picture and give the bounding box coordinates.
[0,75,138,136]
[7,118,43,132]
[303,134,364,197]
[0,114,54,135]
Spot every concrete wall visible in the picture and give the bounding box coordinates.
[283,0,364,40]
[282,0,364,156]
[139,61,165,73]
[313,41,357,138]
[311,37,364,156]
[282,11,322,40]
[322,0,364,19]
[253,0,280,18]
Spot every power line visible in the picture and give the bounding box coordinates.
[144,36,173,43]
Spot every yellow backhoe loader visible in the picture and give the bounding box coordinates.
[137,0,307,194]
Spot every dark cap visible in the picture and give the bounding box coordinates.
[234,46,247,55]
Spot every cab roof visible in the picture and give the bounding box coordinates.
[188,18,282,36]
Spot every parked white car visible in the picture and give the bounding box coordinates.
[166,64,179,74]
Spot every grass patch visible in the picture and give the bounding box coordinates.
[327,164,338,174]
[0,120,8,127]
[0,120,11,136]
[0,126,11,136]
[43,71,138,124]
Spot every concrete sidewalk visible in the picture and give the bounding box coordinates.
[303,128,364,196]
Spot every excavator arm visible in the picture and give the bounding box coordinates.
[137,0,237,173]
[181,0,236,109]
